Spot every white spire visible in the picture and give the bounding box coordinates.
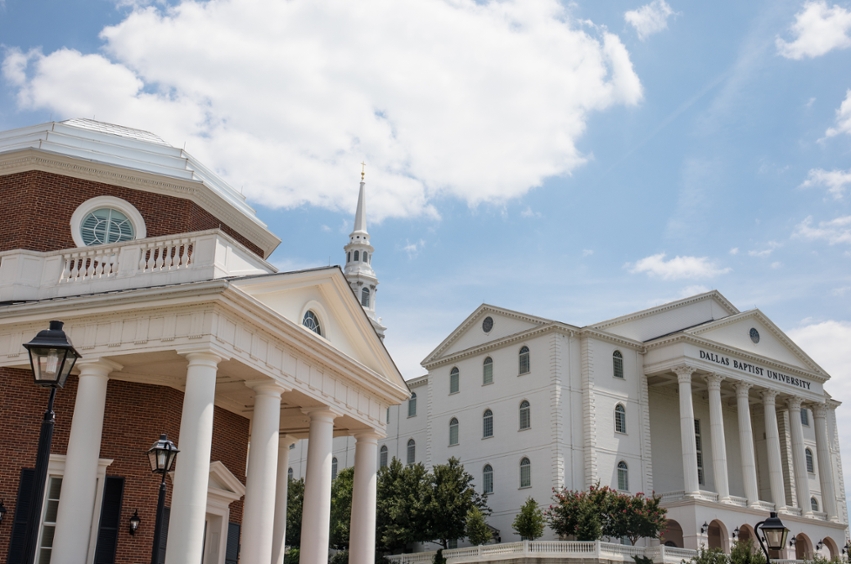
[344,167,386,337]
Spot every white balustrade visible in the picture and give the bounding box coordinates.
[438,540,690,564]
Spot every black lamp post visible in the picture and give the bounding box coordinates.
[755,512,790,564]
[22,320,80,564]
[147,434,178,564]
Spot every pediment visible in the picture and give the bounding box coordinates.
[208,460,245,502]
[231,267,406,391]
[422,304,552,366]
[592,290,739,342]
[687,310,826,375]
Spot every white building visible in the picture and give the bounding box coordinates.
[293,283,849,557]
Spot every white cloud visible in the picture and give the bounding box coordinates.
[624,0,675,41]
[2,0,642,221]
[794,215,851,244]
[800,168,851,199]
[776,1,851,59]
[825,89,851,138]
[626,253,731,280]
[520,206,541,218]
[748,241,781,257]
[679,285,710,297]
[402,239,426,259]
[729,247,739,255]
[770,261,782,269]
[582,249,594,257]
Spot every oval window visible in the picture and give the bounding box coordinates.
[80,208,135,246]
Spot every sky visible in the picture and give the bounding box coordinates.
[3,0,851,519]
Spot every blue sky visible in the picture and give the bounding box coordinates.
[3,0,851,512]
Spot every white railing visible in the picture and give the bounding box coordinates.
[659,491,686,503]
[428,540,698,564]
[0,229,274,301]
[783,507,803,517]
[753,501,775,512]
[728,496,748,507]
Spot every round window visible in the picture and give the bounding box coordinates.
[80,208,135,246]
[749,328,760,343]
[482,316,494,333]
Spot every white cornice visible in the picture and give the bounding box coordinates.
[421,303,555,366]
[685,308,827,375]
[590,290,739,331]
[0,149,281,258]
[645,333,829,383]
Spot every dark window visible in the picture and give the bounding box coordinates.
[483,357,493,385]
[450,367,460,394]
[408,392,417,417]
[617,461,628,491]
[94,476,125,564]
[806,448,814,473]
[332,457,338,480]
[519,400,531,430]
[801,408,810,426]
[483,409,493,438]
[380,445,388,468]
[156,508,170,564]
[519,346,530,374]
[615,404,626,433]
[695,419,704,485]
[407,439,416,465]
[361,287,370,307]
[354,250,360,261]
[449,418,459,446]
[225,522,241,564]
[613,351,624,379]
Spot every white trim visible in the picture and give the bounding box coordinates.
[70,196,147,248]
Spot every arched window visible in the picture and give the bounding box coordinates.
[449,417,459,446]
[801,408,810,426]
[613,351,624,379]
[617,461,629,491]
[483,464,494,494]
[519,346,530,374]
[354,250,360,261]
[811,497,819,512]
[408,392,417,417]
[288,467,293,481]
[450,367,460,394]
[380,445,388,468]
[520,457,531,488]
[332,457,338,480]
[483,357,493,385]
[483,409,493,438]
[363,252,369,263]
[519,400,531,430]
[361,287,370,307]
[407,439,416,465]
[806,448,814,473]
[302,310,322,335]
[347,252,351,263]
[615,404,626,434]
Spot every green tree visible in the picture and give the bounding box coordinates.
[512,497,545,541]
[690,547,728,564]
[287,478,305,547]
[421,457,491,549]
[730,539,766,564]
[330,467,355,549]
[376,458,430,551]
[466,507,492,545]
[605,491,667,545]
[545,487,601,540]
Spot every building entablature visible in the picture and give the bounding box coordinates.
[0,275,408,433]
[644,339,828,402]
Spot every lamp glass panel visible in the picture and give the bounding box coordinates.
[57,354,77,386]
[764,528,787,550]
[157,450,169,471]
[165,450,177,471]
[31,348,62,382]
[148,450,159,472]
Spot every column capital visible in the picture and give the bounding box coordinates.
[301,407,340,422]
[761,388,778,404]
[246,380,289,398]
[75,357,123,376]
[705,373,725,389]
[673,365,696,383]
[734,381,753,397]
[353,430,382,443]
[181,349,228,366]
[786,396,803,411]
[813,403,829,419]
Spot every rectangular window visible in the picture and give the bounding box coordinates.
[801,408,810,426]
[695,419,704,486]
[408,395,417,417]
[225,522,241,564]
[520,464,531,488]
[94,476,125,564]
[483,361,493,385]
[37,476,63,564]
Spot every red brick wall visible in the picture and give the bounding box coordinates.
[0,170,265,257]
[0,367,249,563]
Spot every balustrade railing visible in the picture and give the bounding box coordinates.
[431,540,698,564]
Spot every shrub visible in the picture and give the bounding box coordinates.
[513,498,545,541]
[730,539,766,564]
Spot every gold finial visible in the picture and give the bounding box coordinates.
[361,161,366,181]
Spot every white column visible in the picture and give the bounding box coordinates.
[272,435,298,564]
[705,374,730,502]
[735,382,760,507]
[674,366,700,495]
[299,409,337,564]
[349,432,380,564]
[787,397,812,514]
[165,352,222,564]
[242,382,286,564]
[762,389,787,511]
[51,359,119,564]
[813,404,839,521]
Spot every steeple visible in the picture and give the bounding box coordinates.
[344,168,386,337]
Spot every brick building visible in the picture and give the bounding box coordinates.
[0,119,408,564]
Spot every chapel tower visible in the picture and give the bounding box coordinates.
[344,169,386,337]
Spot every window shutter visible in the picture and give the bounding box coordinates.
[7,468,36,564]
[94,476,125,564]
[156,508,170,564]
[225,522,241,564]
